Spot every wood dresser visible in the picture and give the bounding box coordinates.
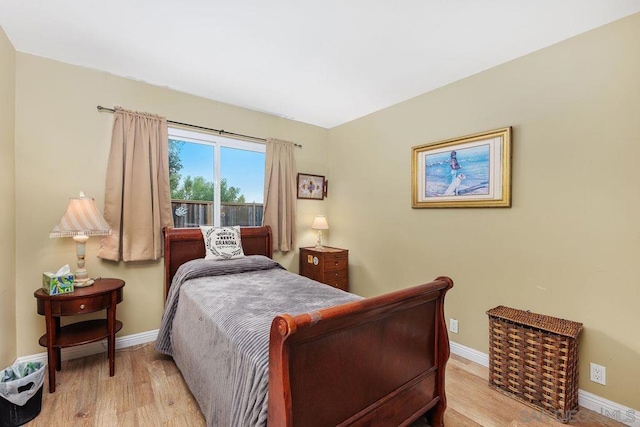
[299,246,348,291]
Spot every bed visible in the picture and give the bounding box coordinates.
[156,226,453,427]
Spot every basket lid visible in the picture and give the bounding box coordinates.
[487,305,583,338]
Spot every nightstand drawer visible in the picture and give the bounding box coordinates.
[323,251,348,261]
[325,269,348,280]
[327,278,348,291]
[324,257,348,270]
[51,296,109,316]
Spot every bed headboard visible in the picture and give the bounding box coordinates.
[163,226,273,298]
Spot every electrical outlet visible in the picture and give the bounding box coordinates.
[449,318,459,334]
[590,363,606,385]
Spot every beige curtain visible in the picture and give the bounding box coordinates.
[98,107,174,262]
[262,138,297,252]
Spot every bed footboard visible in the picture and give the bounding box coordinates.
[268,277,453,427]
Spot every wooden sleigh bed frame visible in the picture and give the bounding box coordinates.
[164,226,453,426]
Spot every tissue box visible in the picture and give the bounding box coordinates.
[42,273,74,295]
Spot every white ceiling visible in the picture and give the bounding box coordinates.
[1,1,640,128]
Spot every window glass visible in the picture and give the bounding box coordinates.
[220,146,265,226]
[168,128,265,227]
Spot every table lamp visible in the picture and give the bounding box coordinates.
[311,215,329,249]
[50,192,112,287]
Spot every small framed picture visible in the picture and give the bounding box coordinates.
[297,173,326,200]
[412,127,512,208]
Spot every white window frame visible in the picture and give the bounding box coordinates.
[168,127,266,226]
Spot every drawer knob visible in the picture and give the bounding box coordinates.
[80,304,85,310]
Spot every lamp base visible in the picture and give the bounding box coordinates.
[72,235,94,287]
[74,278,95,287]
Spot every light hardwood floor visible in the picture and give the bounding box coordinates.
[23,344,624,426]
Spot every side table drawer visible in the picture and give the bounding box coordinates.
[51,295,110,316]
[325,269,348,281]
[324,257,348,270]
[327,278,348,291]
[323,252,348,261]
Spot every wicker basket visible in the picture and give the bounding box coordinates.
[487,306,583,423]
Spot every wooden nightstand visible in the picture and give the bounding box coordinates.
[34,278,125,393]
[299,246,349,291]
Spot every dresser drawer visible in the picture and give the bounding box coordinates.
[51,295,110,316]
[324,269,348,281]
[324,257,348,271]
[323,251,348,260]
[326,278,348,292]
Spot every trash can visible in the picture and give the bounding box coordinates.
[0,362,45,427]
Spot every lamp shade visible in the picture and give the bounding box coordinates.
[311,215,329,230]
[50,193,112,238]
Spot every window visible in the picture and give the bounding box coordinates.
[168,127,266,227]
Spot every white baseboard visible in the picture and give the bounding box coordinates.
[578,390,640,427]
[14,329,158,366]
[449,340,489,367]
[449,340,640,427]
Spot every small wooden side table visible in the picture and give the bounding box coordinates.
[299,246,349,291]
[34,278,125,393]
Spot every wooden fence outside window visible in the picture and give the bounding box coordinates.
[171,200,263,227]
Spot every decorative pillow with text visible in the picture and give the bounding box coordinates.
[200,226,245,260]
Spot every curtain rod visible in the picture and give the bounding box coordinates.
[96,106,302,148]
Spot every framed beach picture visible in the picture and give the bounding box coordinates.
[411,127,512,208]
[297,173,327,200]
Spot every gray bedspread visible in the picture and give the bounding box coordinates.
[155,255,362,427]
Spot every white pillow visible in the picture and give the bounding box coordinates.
[200,226,245,260]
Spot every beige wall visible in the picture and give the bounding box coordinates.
[14,53,329,358]
[328,13,640,409]
[0,27,16,368]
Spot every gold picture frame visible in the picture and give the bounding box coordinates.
[412,127,512,208]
